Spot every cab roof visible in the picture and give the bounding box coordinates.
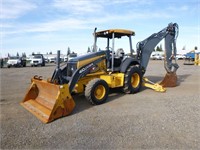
[95,29,135,38]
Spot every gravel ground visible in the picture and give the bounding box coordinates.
[0,60,200,149]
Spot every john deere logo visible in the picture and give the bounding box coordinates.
[79,63,94,74]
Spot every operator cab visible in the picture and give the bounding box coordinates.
[93,29,135,71]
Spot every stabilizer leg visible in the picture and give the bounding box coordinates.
[142,77,166,92]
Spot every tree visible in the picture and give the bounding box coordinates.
[67,47,71,55]
[22,52,26,58]
[32,52,35,55]
[156,44,163,52]
[8,53,10,58]
[182,46,186,50]
[49,51,52,54]
[156,46,160,51]
[194,46,198,50]
[87,47,91,53]
[159,44,163,51]
[16,52,19,57]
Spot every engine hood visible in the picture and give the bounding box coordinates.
[68,51,107,63]
[31,58,42,61]
[7,59,20,64]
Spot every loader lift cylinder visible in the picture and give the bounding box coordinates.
[50,50,63,84]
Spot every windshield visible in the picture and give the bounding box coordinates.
[69,53,77,58]
[33,55,42,58]
[96,36,132,53]
[9,56,19,60]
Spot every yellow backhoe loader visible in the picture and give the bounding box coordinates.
[21,23,179,123]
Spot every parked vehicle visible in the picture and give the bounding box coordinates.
[64,56,68,62]
[184,51,200,65]
[7,56,26,68]
[185,52,195,61]
[64,53,78,62]
[44,58,49,63]
[151,53,164,60]
[1,58,4,68]
[30,54,45,67]
[175,54,186,60]
[48,57,56,63]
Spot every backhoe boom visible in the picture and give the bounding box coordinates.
[137,23,179,74]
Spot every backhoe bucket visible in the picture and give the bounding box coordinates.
[21,78,75,123]
[160,72,177,87]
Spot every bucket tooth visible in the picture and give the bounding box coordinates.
[21,78,75,123]
[160,72,177,87]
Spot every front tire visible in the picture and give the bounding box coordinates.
[123,66,142,94]
[85,79,109,105]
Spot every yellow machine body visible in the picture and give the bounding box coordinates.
[74,73,125,93]
[21,26,177,123]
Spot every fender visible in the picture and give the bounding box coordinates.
[120,57,139,73]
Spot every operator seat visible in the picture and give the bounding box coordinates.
[108,48,125,70]
[114,48,125,67]
[115,48,125,59]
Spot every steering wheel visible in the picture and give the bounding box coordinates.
[105,47,115,55]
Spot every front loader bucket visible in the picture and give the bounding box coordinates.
[21,78,75,123]
[160,72,177,87]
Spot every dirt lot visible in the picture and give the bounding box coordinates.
[0,60,200,149]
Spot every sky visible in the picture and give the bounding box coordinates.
[1,0,199,57]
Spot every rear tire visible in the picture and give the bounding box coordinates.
[85,79,109,105]
[123,66,142,94]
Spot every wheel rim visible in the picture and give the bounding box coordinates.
[131,73,140,88]
[94,85,106,100]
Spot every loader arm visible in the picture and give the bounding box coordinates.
[50,52,106,93]
[67,56,106,93]
[137,23,179,75]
